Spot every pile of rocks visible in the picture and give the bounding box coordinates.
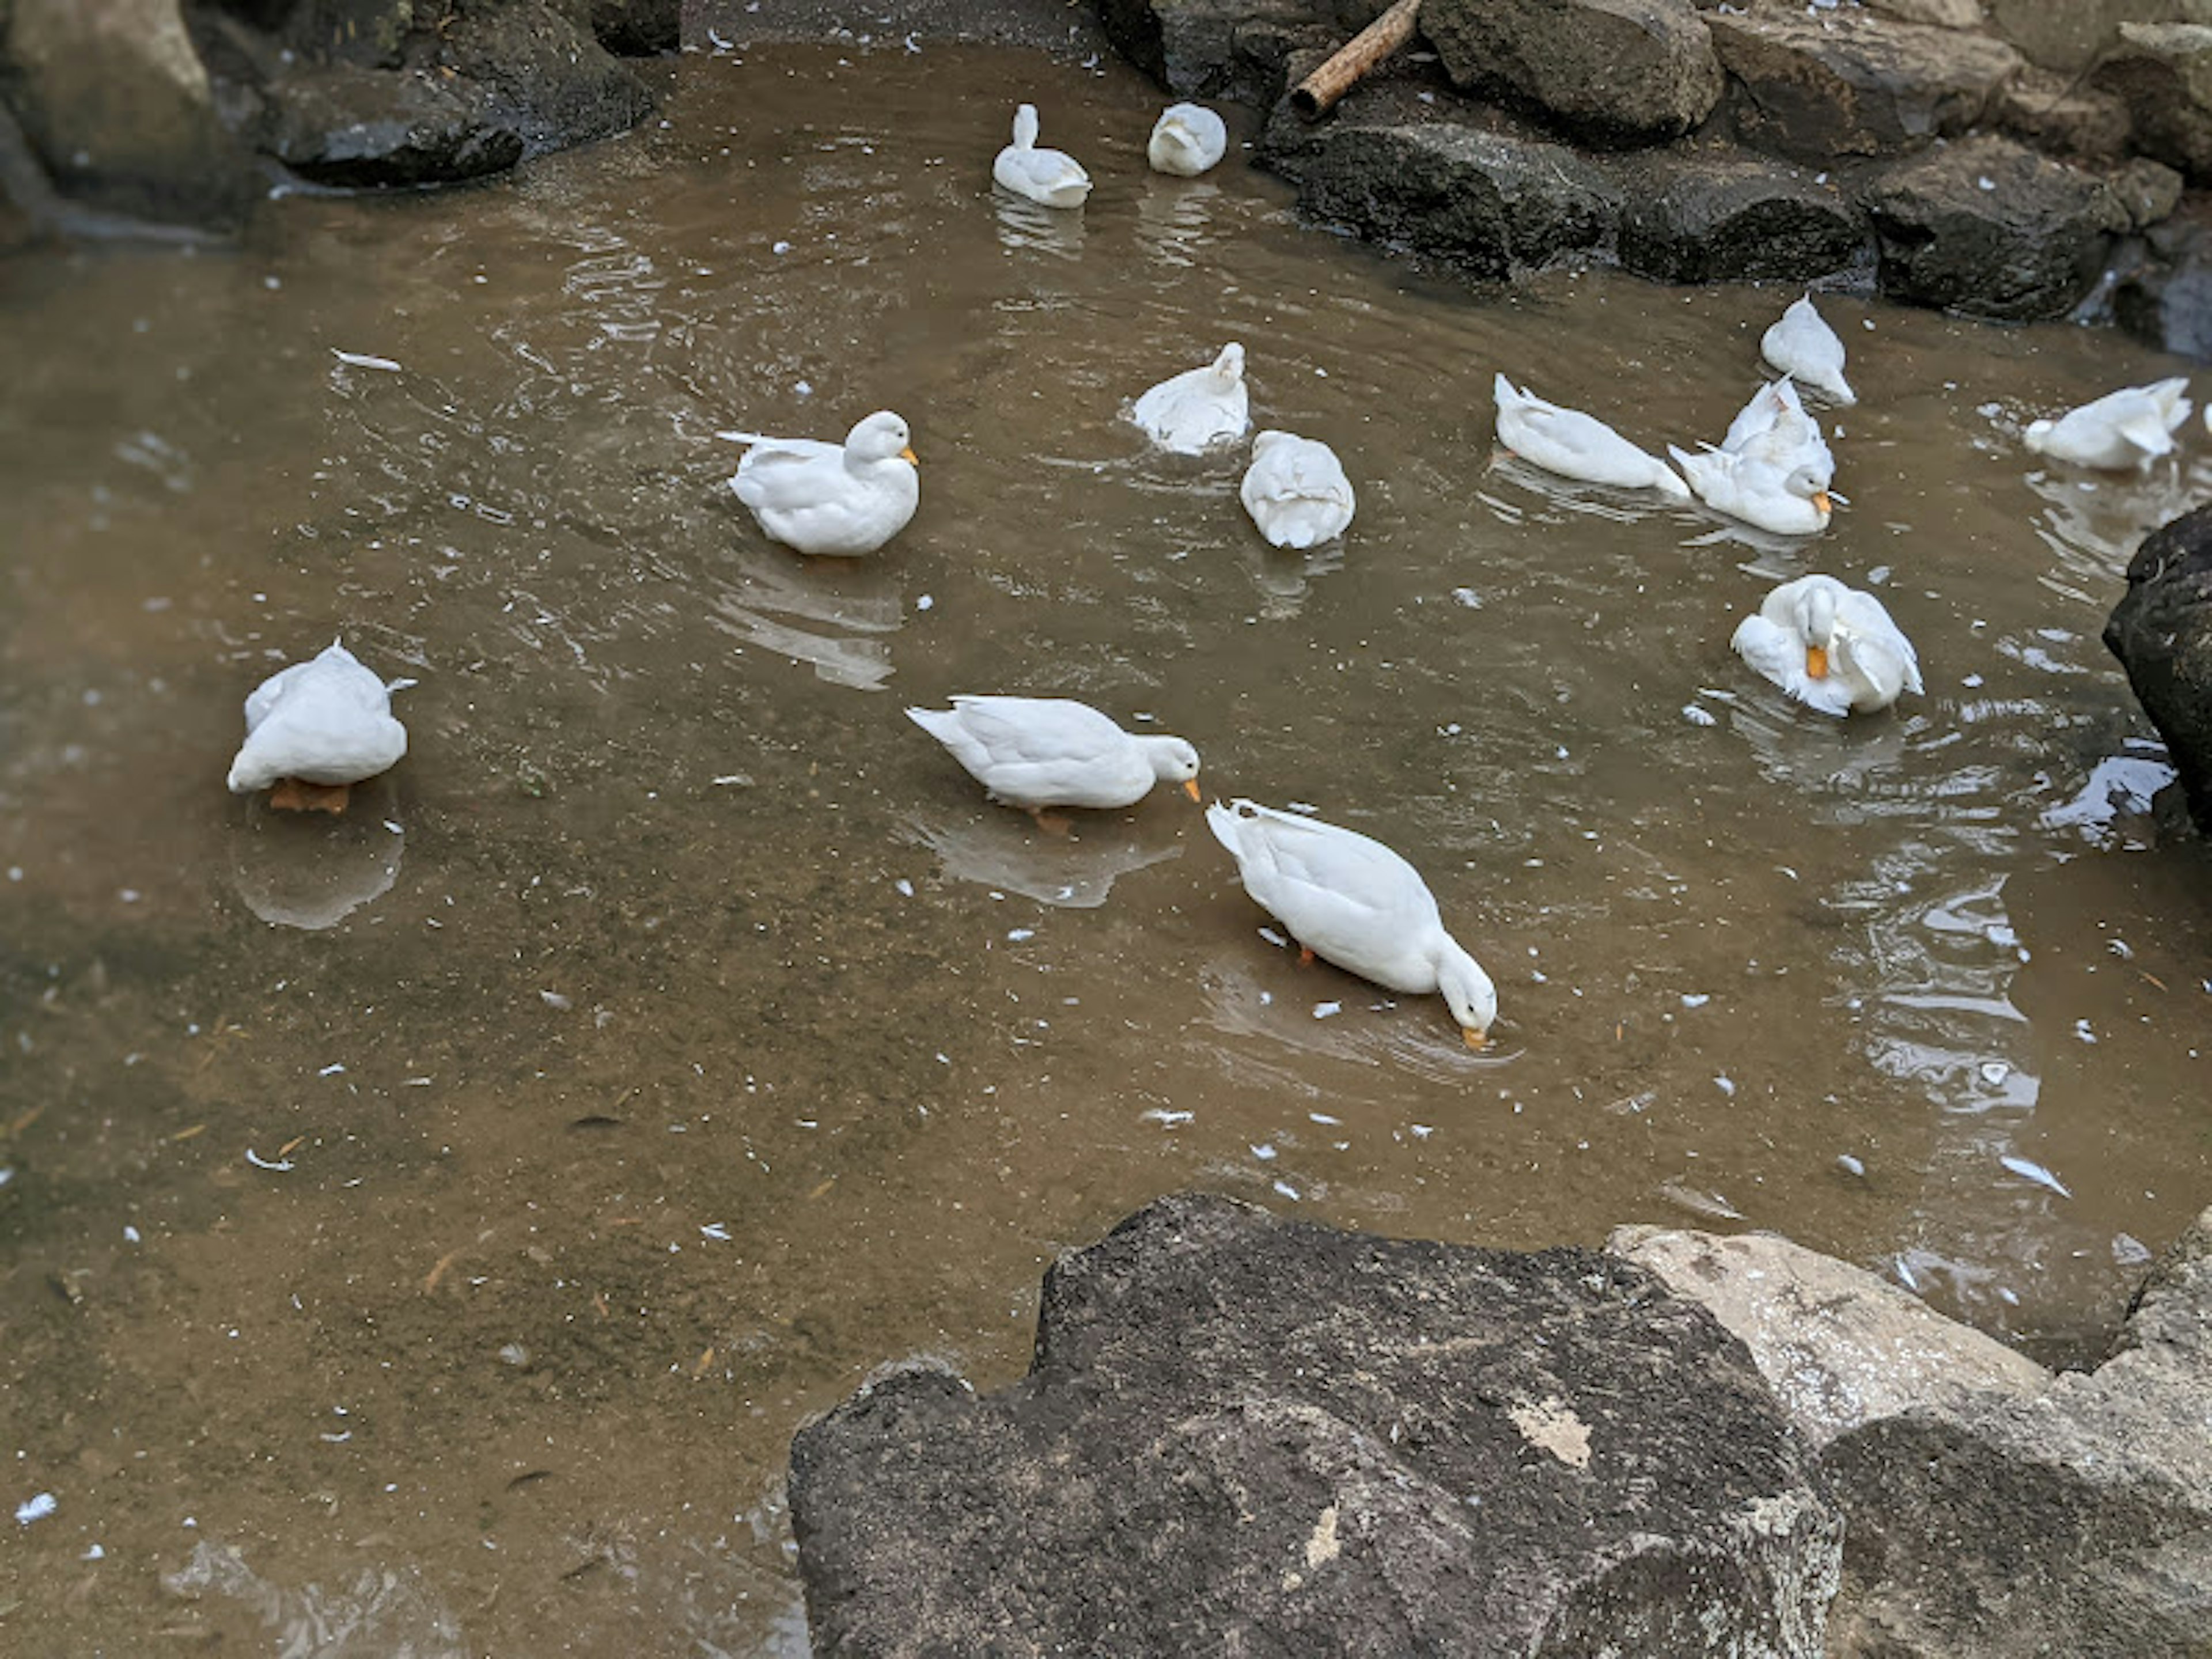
[0,0,676,238]
[1101,0,2212,351]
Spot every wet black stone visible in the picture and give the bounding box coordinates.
[789,1193,1841,1657]
[1618,151,1870,285]
[263,65,524,187]
[2104,503,2212,834]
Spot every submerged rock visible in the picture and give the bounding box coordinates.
[1616,150,1868,285]
[1862,134,2127,321]
[790,1193,1843,1656]
[2104,502,2212,833]
[1704,4,2024,164]
[1421,0,1725,149]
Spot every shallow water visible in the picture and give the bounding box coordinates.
[4,40,2211,1654]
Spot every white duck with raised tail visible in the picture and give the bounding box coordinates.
[1147,103,1227,176]
[1494,374,1690,498]
[1669,445,1834,536]
[1732,574,1922,716]
[2024,378,2191,471]
[993,104,1092,209]
[1240,430,1354,548]
[1131,343,1249,454]
[1760,294,1856,405]
[722,410,919,556]
[1206,797,1497,1047]
[1721,376,1834,490]
[908,696,1201,819]
[228,639,414,812]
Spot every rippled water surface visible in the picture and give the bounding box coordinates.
[6,41,2212,1655]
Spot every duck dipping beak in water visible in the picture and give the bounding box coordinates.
[1464,1027,1489,1050]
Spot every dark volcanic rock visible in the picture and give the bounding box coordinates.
[789,1193,1843,1657]
[1862,134,2127,320]
[1421,0,1725,149]
[2116,210,2212,361]
[1618,150,1869,285]
[2093,22,2212,185]
[2105,505,2212,831]
[1705,3,2023,164]
[437,0,653,154]
[573,0,680,56]
[1098,0,1331,104]
[1263,93,1624,279]
[262,64,524,186]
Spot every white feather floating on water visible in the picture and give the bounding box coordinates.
[331,350,403,372]
[1999,1154,2072,1199]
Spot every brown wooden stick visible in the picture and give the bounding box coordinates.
[1291,0,1423,121]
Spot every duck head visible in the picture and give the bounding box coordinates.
[1141,735,1203,802]
[1437,940,1497,1050]
[1210,342,1245,388]
[1010,104,1040,149]
[846,411,918,467]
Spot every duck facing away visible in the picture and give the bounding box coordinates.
[228,639,413,813]
[724,410,920,557]
[1206,798,1496,1048]
[2023,377,2192,471]
[993,104,1092,209]
[1760,294,1856,406]
[1493,373,1690,498]
[1240,430,1355,548]
[1721,376,1834,490]
[1130,342,1250,455]
[1147,103,1228,176]
[1732,574,1922,716]
[907,696,1201,827]
[1670,445,1834,537]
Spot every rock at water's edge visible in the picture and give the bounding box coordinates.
[261,65,525,188]
[2105,503,2212,832]
[1616,151,1869,286]
[1097,0,1330,104]
[1862,134,2127,321]
[1421,0,1725,149]
[435,0,654,155]
[789,1192,1842,1657]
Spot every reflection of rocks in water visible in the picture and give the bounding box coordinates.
[229,774,404,930]
[2024,460,2207,605]
[905,808,1180,909]
[2039,741,2179,847]
[1133,179,1221,270]
[163,1537,465,1658]
[704,545,904,691]
[990,194,1085,261]
[1242,538,1345,620]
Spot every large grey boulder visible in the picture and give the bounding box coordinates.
[2094,22,2212,184]
[1991,65,2135,166]
[1098,0,1331,104]
[790,1192,1843,1657]
[434,0,653,155]
[1421,0,1725,149]
[1982,0,2207,74]
[0,0,258,227]
[2104,502,2212,831]
[1861,134,2127,320]
[2115,211,2212,361]
[1612,1211,2212,1658]
[1704,3,2024,164]
[1616,150,1868,285]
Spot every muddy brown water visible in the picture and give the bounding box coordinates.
[4,41,2211,1656]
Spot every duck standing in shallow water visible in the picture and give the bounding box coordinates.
[1493,373,1690,498]
[227,639,413,813]
[1732,574,1922,715]
[1240,430,1355,548]
[1206,798,1496,1048]
[1147,103,1227,176]
[1760,294,1856,406]
[907,696,1201,828]
[723,410,919,556]
[2023,378,2192,471]
[993,104,1091,209]
[1130,343,1250,455]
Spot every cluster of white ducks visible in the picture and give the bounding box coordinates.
[222,106,2204,1052]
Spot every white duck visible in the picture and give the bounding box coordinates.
[1147,103,1228,176]
[1131,343,1250,454]
[1732,574,1922,716]
[1240,430,1354,548]
[907,696,1201,823]
[993,104,1092,209]
[1760,294,1856,406]
[227,639,413,812]
[1669,445,1834,537]
[1721,376,1834,490]
[1206,798,1497,1047]
[723,410,920,557]
[2024,378,2191,471]
[1493,374,1690,498]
